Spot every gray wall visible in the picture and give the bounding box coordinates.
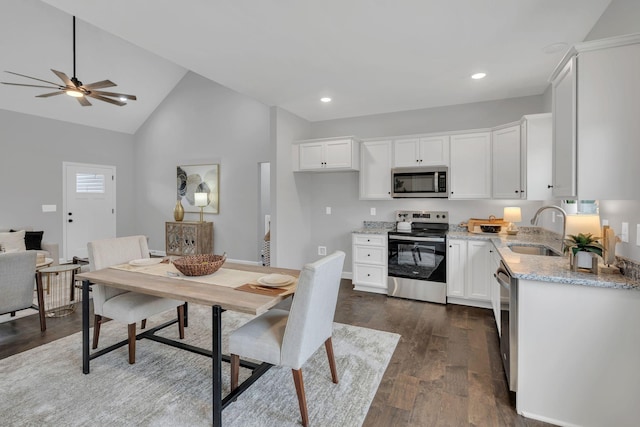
[0,108,136,259]
[134,72,271,261]
[582,0,640,261]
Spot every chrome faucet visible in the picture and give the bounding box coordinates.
[530,205,567,252]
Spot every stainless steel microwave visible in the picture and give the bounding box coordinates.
[391,167,448,198]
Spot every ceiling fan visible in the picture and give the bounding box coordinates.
[1,16,136,107]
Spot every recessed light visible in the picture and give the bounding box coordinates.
[320,97,332,103]
[471,73,486,80]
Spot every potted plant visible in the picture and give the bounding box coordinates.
[563,233,604,272]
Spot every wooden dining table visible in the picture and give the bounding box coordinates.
[76,261,299,427]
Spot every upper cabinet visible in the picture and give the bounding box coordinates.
[393,136,449,167]
[450,132,491,199]
[360,140,393,200]
[521,113,553,200]
[550,34,640,200]
[293,137,360,172]
[491,124,522,199]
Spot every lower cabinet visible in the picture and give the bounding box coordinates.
[165,221,213,256]
[352,233,388,294]
[446,238,492,308]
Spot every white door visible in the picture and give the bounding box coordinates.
[63,162,116,261]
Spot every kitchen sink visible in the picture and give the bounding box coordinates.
[508,244,561,256]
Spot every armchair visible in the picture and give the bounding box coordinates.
[0,251,46,331]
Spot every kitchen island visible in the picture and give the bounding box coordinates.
[449,229,640,426]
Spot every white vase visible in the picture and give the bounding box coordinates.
[576,251,592,268]
[570,251,598,273]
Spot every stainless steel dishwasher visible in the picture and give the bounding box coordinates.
[495,260,518,393]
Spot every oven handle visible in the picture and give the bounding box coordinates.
[389,235,445,243]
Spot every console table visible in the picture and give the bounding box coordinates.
[165,221,213,256]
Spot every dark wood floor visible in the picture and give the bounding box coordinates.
[0,280,552,426]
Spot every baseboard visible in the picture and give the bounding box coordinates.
[342,271,353,280]
[446,296,492,309]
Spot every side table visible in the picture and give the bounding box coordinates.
[37,264,82,317]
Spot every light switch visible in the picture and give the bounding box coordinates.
[325,207,331,215]
[370,207,376,216]
[602,219,609,226]
[636,224,640,246]
[42,204,57,212]
[621,222,629,243]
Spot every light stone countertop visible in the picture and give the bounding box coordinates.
[448,230,640,291]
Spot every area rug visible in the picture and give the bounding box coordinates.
[0,303,399,426]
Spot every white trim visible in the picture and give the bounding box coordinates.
[293,135,358,144]
[446,297,492,309]
[517,411,582,427]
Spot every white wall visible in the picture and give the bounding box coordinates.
[0,108,136,256]
[270,107,312,269]
[584,0,640,41]
[134,72,271,261]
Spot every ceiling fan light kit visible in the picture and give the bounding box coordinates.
[1,16,136,107]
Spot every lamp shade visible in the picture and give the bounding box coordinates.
[503,207,522,223]
[565,214,601,239]
[194,192,208,207]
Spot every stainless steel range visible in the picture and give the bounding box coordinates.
[387,210,448,303]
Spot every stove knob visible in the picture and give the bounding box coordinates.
[442,214,446,219]
[436,215,440,218]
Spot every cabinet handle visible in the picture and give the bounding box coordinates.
[548,184,554,188]
[367,253,371,256]
[515,190,519,193]
[449,245,452,248]
[367,273,371,277]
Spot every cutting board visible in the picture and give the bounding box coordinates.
[465,218,508,232]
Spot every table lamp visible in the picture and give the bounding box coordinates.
[565,214,601,239]
[504,207,522,235]
[194,192,208,222]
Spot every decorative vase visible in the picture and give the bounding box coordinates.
[173,199,184,222]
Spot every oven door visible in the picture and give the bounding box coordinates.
[387,235,446,283]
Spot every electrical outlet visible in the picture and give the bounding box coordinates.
[602,219,609,226]
[621,222,629,243]
[370,207,376,216]
[325,207,331,215]
[42,204,57,212]
[636,224,640,246]
[318,246,327,256]
[552,212,556,223]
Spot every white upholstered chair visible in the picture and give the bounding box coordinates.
[88,235,185,364]
[229,251,346,427]
[0,251,46,331]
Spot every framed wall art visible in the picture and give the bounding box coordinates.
[177,164,219,214]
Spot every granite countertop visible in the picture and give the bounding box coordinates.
[352,221,396,235]
[448,230,640,291]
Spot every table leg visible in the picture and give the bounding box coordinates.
[82,280,90,374]
[35,272,46,332]
[212,305,222,427]
[184,301,189,328]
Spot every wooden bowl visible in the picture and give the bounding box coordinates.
[173,253,226,276]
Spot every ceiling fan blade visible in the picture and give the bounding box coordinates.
[82,80,116,90]
[51,69,76,87]
[77,96,92,106]
[90,90,137,101]
[1,82,63,89]
[86,93,125,106]
[36,91,66,98]
[4,71,63,87]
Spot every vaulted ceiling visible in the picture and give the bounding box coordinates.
[1,0,612,134]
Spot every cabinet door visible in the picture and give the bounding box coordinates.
[419,136,450,166]
[467,240,491,301]
[551,56,577,198]
[447,239,467,297]
[360,140,392,199]
[299,142,325,170]
[492,125,521,199]
[521,114,553,200]
[324,139,352,169]
[393,138,420,167]
[450,132,491,199]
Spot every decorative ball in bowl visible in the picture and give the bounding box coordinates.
[173,253,226,276]
[480,225,501,233]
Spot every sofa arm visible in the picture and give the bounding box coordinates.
[41,242,59,265]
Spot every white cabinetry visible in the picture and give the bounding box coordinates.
[449,132,491,199]
[550,34,640,199]
[492,124,522,199]
[352,233,387,294]
[359,140,392,200]
[551,56,577,198]
[393,136,449,167]
[294,137,360,171]
[447,238,492,308]
[521,113,553,200]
